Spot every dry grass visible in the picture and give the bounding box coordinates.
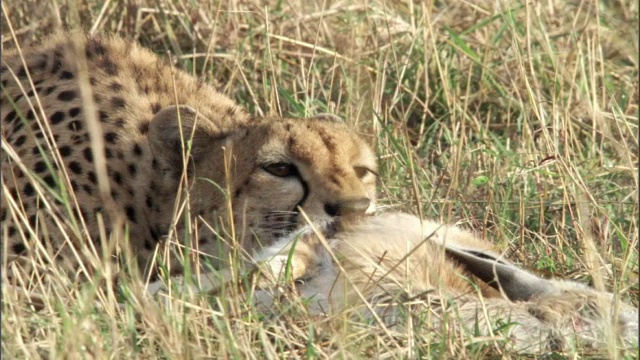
[2,0,638,358]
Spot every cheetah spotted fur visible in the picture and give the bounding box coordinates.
[1,33,377,282]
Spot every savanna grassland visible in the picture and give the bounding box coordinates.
[1,0,638,358]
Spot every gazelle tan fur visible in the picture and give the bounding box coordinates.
[253,212,638,354]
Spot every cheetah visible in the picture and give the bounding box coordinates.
[251,212,639,353]
[1,33,377,284]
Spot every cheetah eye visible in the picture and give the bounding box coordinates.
[263,162,296,177]
[354,166,376,179]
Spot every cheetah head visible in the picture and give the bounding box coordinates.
[148,105,377,265]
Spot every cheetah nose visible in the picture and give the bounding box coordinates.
[324,198,371,217]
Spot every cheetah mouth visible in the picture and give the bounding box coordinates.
[261,210,342,241]
[261,211,300,239]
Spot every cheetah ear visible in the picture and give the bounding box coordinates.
[309,113,343,122]
[148,105,221,169]
[443,245,560,301]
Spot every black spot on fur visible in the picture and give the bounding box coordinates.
[82,184,93,195]
[69,161,83,174]
[14,135,26,146]
[70,133,85,145]
[59,146,72,157]
[12,243,26,255]
[57,90,76,102]
[132,144,142,156]
[151,103,162,113]
[127,164,137,176]
[110,82,122,91]
[145,195,153,209]
[4,110,17,124]
[111,190,119,200]
[17,66,27,78]
[99,111,109,122]
[105,132,118,144]
[87,171,97,184]
[83,148,93,163]
[59,71,74,80]
[143,240,154,251]
[102,59,118,76]
[43,175,56,187]
[50,111,65,124]
[111,171,123,185]
[105,148,113,159]
[44,86,57,95]
[86,39,107,58]
[51,51,63,73]
[138,122,149,134]
[34,54,48,70]
[150,226,162,241]
[12,121,24,134]
[23,182,35,196]
[111,96,125,109]
[125,206,137,223]
[8,226,17,237]
[69,107,81,118]
[11,93,24,104]
[25,109,35,120]
[34,161,47,173]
